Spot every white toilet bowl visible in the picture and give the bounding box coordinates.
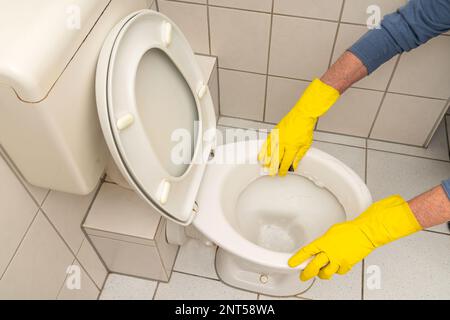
[95,10,372,296]
[192,140,372,296]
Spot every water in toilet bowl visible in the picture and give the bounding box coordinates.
[235,174,346,253]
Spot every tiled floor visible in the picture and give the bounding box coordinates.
[99,116,450,300]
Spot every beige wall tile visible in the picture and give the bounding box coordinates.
[0,213,74,299]
[57,260,99,300]
[77,239,108,289]
[370,93,447,146]
[265,76,310,123]
[210,7,271,73]
[218,69,266,121]
[274,0,343,21]
[84,183,161,240]
[269,15,337,80]
[155,219,178,275]
[209,0,272,12]
[41,187,97,253]
[368,119,450,162]
[389,36,450,99]
[317,87,384,137]
[332,23,397,91]
[341,0,407,25]
[158,0,210,54]
[90,235,168,281]
[0,156,38,276]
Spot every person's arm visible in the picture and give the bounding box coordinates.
[349,0,450,75]
[321,0,450,94]
[320,51,368,94]
[409,182,450,228]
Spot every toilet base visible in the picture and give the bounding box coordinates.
[215,248,313,297]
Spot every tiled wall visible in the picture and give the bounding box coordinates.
[0,149,108,299]
[157,0,450,147]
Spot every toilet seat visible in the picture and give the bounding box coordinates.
[96,10,216,225]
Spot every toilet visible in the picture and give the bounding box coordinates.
[95,10,372,296]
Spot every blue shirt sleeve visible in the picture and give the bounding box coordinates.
[349,0,450,74]
[443,179,450,200]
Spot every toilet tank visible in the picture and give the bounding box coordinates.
[0,0,150,194]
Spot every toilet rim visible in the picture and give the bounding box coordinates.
[193,139,373,272]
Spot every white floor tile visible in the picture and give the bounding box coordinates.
[367,150,450,234]
[299,263,363,300]
[57,260,99,300]
[154,272,257,300]
[99,274,158,300]
[0,212,74,299]
[0,155,39,276]
[368,119,450,161]
[173,240,218,279]
[364,231,450,300]
[76,239,108,289]
[42,188,98,252]
[312,141,366,181]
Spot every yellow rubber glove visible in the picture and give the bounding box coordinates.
[289,195,422,281]
[258,79,340,176]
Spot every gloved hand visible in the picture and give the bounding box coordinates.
[258,79,340,176]
[288,195,423,281]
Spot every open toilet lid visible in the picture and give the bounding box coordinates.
[95,10,216,226]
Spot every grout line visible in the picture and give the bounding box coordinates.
[422,99,450,148]
[217,67,448,101]
[367,55,402,138]
[445,115,450,158]
[0,208,40,281]
[172,270,220,282]
[56,256,78,299]
[219,116,450,162]
[364,139,369,184]
[327,0,346,69]
[423,229,450,237]
[219,66,267,77]
[384,90,448,102]
[152,281,160,300]
[262,0,275,122]
[367,148,450,164]
[215,60,222,119]
[271,11,341,24]
[39,208,104,292]
[206,0,212,55]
